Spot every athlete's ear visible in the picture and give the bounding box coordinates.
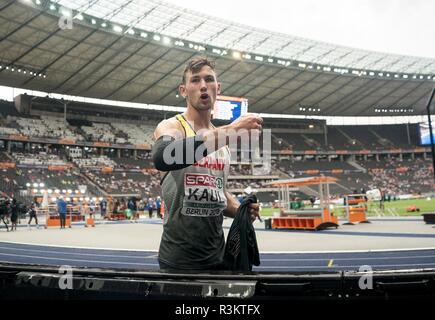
[179,83,186,99]
[217,82,221,95]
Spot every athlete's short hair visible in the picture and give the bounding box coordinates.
[181,57,216,84]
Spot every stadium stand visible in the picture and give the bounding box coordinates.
[0,97,433,206]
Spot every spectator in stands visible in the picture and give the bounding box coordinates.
[152,57,261,271]
[107,197,113,219]
[127,197,137,220]
[27,197,39,229]
[120,198,127,212]
[0,197,9,230]
[156,196,162,219]
[147,197,154,218]
[379,190,385,212]
[309,196,315,207]
[100,198,107,219]
[10,198,18,231]
[89,198,96,218]
[57,196,67,229]
[113,198,120,214]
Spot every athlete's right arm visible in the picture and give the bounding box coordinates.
[199,113,263,152]
[152,119,208,172]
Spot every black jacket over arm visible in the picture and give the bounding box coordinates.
[223,194,260,272]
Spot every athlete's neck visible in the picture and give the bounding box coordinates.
[184,106,212,131]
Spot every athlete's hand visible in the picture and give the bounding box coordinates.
[229,113,263,132]
[249,203,261,223]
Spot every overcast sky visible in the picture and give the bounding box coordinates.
[163,0,435,59]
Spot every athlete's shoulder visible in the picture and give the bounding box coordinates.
[154,116,184,140]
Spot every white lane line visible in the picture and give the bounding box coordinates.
[261,255,435,262]
[0,241,158,252]
[260,247,435,254]
[0,246,156,259]
[254,263,435,269]
[1,241,435,255]
[0,252,158,266]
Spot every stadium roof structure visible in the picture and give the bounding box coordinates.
[0,0,434,116]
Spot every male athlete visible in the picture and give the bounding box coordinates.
[152,57,262,271]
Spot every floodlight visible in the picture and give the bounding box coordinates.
[113,25,122,33]
[60,8,71,17]
[232,51,241,59]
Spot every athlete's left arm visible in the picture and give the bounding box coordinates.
[223,191,239,218]
[223,191,261,222]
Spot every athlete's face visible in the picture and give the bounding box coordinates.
[179,66,221,111]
